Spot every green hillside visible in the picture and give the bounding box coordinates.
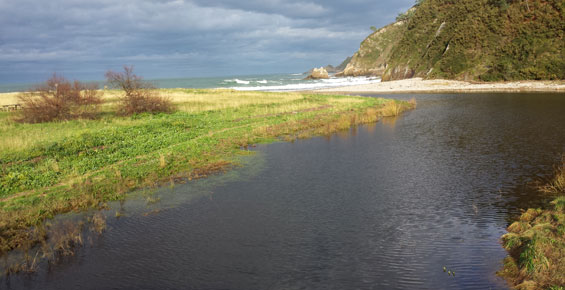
[343,0,565,81]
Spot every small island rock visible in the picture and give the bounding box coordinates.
[305,67,329,80]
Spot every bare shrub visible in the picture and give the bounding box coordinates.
[105,66,173,115]
[17,74,102,123]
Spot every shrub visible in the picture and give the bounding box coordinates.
[105,66,173,115]
[17,74,102,123]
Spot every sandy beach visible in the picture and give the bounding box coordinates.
[1,78,564,108]
[313,77,565,94]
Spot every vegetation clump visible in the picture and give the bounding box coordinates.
[540,156,565,194]
[105,66,173,115]
[17,74,102,123]
[499,157,565,289]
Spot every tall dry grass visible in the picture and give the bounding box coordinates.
[381,98,416,117]
[541,155,565,193]
[0,93,20,106]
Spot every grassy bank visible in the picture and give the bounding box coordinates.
[0,89,414,257]
[499,157,565,289]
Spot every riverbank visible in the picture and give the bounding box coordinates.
[0,89,414,270]
[499,157,565,289]
[311,78,565,94]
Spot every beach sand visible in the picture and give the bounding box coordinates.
[313,77,565,94]
[1,78,564,107]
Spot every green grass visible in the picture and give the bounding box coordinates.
[499,160,565,289]
[0,89,415,256]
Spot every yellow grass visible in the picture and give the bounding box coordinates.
[327,97,364,104]
[164,89,304,113]
[0,93,20,106]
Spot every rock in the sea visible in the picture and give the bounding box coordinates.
[305,67,329,79]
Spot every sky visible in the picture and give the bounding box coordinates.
[0,0,416,83]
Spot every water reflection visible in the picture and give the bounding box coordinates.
[381,115,399,130]
[3,93,565,290]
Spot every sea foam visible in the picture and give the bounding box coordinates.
[231,76,381,92]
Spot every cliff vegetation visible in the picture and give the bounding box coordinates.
[343,0,564,81]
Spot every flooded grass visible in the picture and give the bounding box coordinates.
[0,89,415,273]
[2,211,107,276]
[499,157,565,289]
[540,155,565,194]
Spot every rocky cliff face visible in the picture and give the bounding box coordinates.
[343,0,564,81]
[342,20,407,77]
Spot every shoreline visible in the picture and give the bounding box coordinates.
[310,77,565,94]
[499,156,565,289]
[0,89,415,273]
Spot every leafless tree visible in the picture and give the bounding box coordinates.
[17,74,102,123]
[105,66,173,115]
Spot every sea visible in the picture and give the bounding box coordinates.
[0,73,380,93]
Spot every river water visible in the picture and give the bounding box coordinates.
[4,93,565,289]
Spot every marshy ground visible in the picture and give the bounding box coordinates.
[0,89,414,272]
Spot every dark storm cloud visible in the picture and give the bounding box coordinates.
[0,0,416,83]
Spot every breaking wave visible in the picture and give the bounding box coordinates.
[223,79,251,85]
[230,76,381,92]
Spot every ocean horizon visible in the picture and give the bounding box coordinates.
[0,73,381,93]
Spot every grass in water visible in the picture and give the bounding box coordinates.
[499,157,565,289]
[0,89,415,269]
[541,155,565,194]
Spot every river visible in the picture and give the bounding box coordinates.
[3,93,565,289]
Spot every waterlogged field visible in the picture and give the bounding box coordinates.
[0,89,413,260]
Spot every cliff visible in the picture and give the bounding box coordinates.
[343,20,407,77]
[343,0,564,81]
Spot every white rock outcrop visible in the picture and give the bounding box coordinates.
[305,67,329,79]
